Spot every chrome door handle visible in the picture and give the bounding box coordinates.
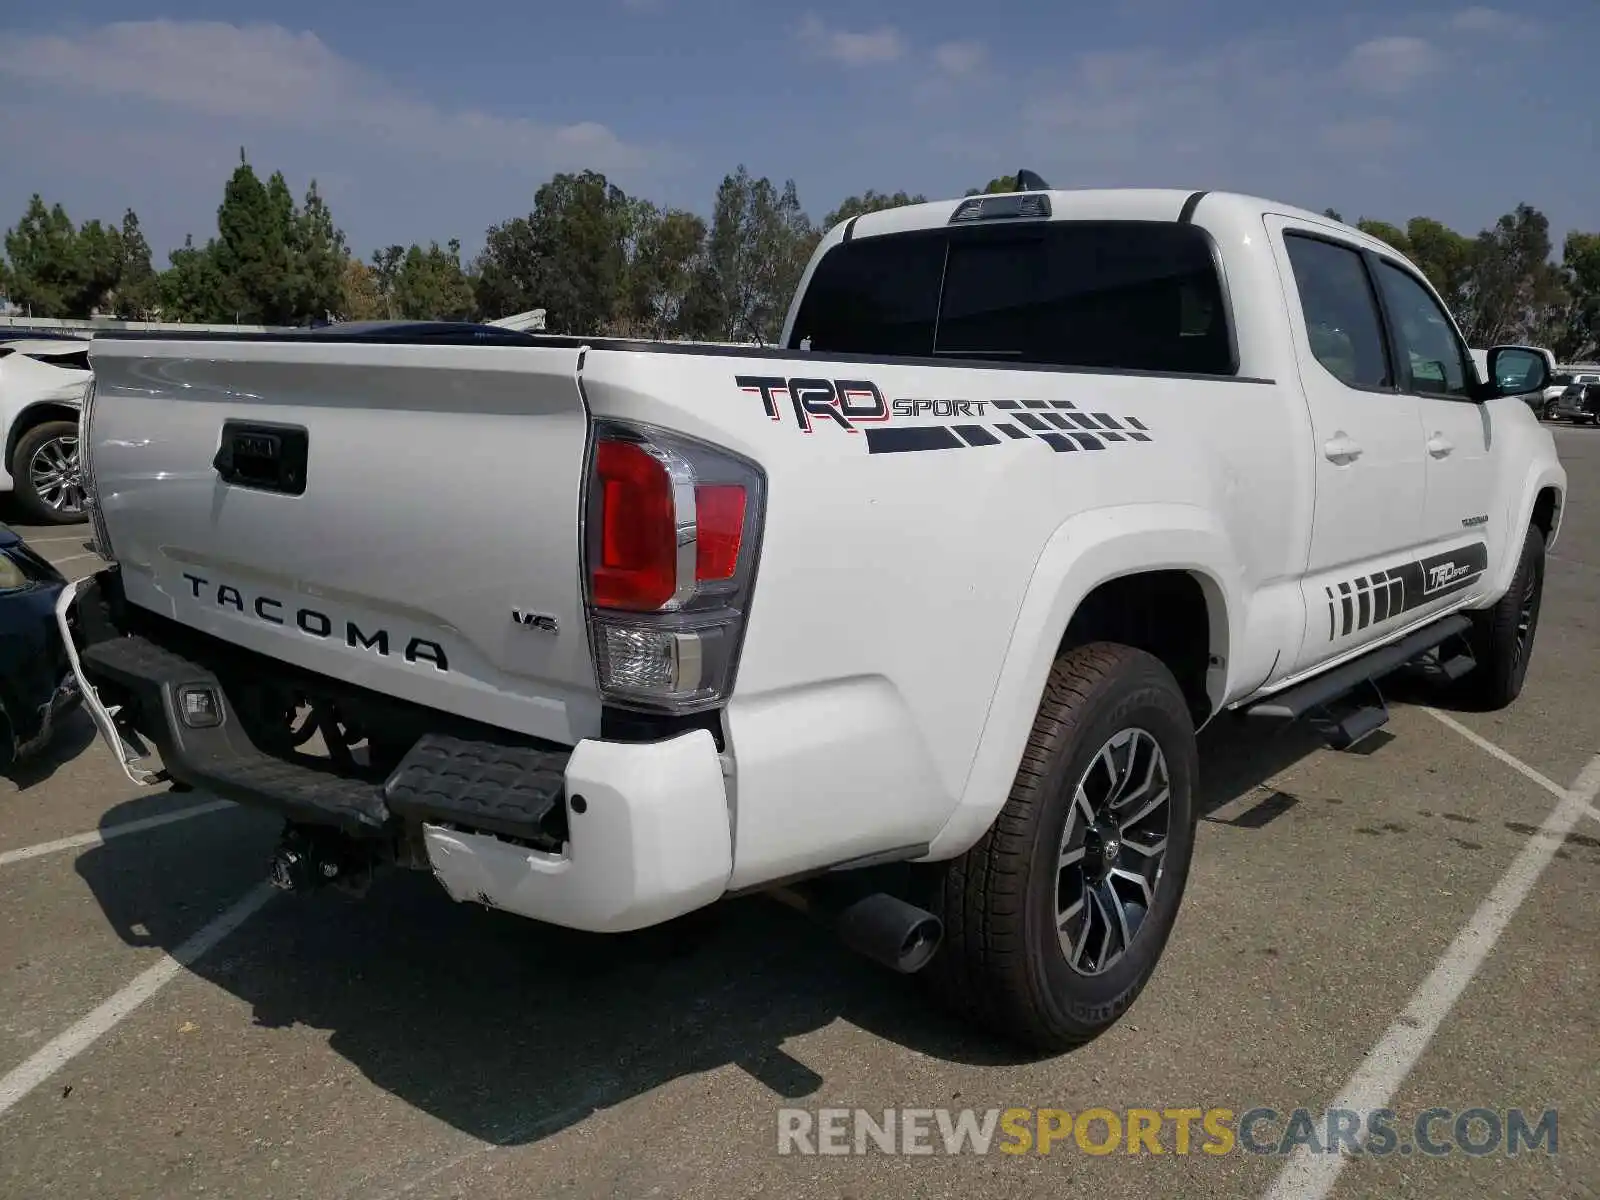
[1323,435,1363,463]
[1427,434,1454,458]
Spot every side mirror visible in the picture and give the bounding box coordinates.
[1481,345,1549,401]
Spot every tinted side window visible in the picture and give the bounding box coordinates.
[1283,234,1391,390]
[788,233,944,356]
[1373,261,1471,398]
[790,222,1233,374]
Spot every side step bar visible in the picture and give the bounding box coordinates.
[1245,613,1473,722]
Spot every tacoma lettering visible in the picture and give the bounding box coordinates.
[180,572,448,671]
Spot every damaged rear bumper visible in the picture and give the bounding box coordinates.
[56,573,733,932]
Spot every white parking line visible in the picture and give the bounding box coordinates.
[19,535,90,546]
[45,552,101,567]
[0,882,276,1120]
[0,799,235,869]
[1584,802,1600,826]
[1262,737,1600,1200]
[1422,708,1567,800]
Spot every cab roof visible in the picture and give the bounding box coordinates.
[836,187,1395,257]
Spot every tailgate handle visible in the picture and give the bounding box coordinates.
[213,421,309,496]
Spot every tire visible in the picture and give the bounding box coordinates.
[1457,525,1545,711]
[12,420,87,525]
[917,643,1198,1052]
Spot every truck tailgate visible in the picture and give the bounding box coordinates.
[85,337,601,745]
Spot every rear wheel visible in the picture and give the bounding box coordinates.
[1457,525,1544,710]
[13,420,87,525]
[918,643,1197,1052]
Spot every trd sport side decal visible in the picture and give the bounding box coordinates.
[734,376,1153,454]
[1323,543,1489,640]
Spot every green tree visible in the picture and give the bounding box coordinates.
[618,204,706,337]
[1404,217,1477,315]
[470,219,536,320]
[1552,232,1600,361]
[2,195,78,315]
[2,195,122,316]
[1463,204,1565,346]
[1355,218,1412,257]
[822,190,927,230]
[369,245,406,319]
[473,170,631,332]
[113,209,160,319]
[392,240,477,321]
[680,165,817,344]
[1322,207,1345,222]
[965,175,1020,197]
[158,234,226,321]
[287,181,348,324]
[212,157,288,321]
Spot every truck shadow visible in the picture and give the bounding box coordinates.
[3,705,98,789]
[72,713,1335,1149]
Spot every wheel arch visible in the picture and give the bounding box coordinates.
[6,401,81,470]
[923,504,1240,861]
[1488,461,1566,601]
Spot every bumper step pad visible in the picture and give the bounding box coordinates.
[385,734,568,845]
[75,628,571,845]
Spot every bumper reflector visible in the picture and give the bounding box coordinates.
[178,684,222,729]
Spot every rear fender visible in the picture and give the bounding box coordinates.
[923,504,1239,860]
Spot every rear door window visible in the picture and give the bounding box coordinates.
[790,221,1234,375]
[1282,234,1392,391]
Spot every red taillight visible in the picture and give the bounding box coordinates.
[585,421,762,713]
[591,438,749,611]
[694,484,746,581]
[592,440,677,611]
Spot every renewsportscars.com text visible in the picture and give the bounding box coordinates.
[777,1106,1558,1158]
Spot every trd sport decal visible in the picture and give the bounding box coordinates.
[734,375,1153,454]
[1323,543,1489,640]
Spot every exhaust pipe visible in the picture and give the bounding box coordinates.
[770,885,944,974]
[837,892,943,974]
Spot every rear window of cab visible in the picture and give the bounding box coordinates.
[788,221,1235,377]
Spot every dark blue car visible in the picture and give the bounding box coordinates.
[0,525,79,769]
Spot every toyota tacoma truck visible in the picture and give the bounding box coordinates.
[58,184,1565,1051]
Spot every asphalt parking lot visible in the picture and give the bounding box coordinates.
[2,427,1598,1200]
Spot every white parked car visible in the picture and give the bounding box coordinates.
[0,336,91,524]
[59,186,1564,1050]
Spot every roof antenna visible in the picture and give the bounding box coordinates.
[1015,169,1051,191]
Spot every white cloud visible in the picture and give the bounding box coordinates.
[1448,6,1545,42]
[1342,35,1445,95]
[1450,6,1514,34]
[0,20,655,174]
[797,15,905,66]
[933,40,988,79]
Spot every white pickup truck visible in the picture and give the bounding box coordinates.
[60,185,1565,1051]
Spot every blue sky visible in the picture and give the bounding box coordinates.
[2,2,1595,263]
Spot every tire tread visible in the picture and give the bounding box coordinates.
[922,642,1187,1048]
